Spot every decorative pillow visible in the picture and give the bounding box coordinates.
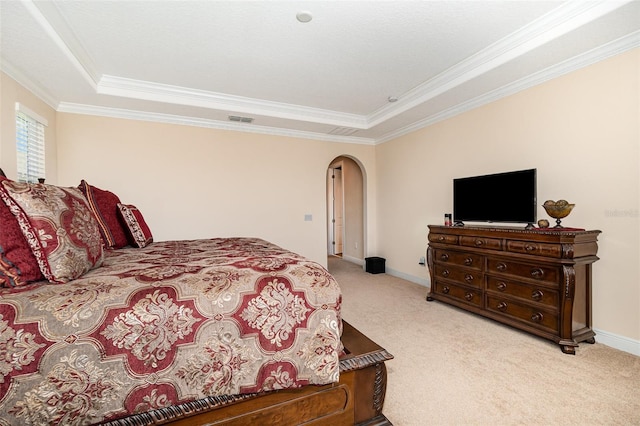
[78,180,129,249]
[0,177,44,287]
[0,180,104,284]
[117,203,153,248]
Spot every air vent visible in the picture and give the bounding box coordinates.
[328,127,358,136]
[228,115,254,123]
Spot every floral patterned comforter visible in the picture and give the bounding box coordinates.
[0,238,342,425]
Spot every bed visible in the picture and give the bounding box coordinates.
[0,178,393,425]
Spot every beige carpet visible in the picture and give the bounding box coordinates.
[328,256,640,426]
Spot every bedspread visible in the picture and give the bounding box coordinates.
[0,238,342,425]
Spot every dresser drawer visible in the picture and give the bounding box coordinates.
[433,249,483,271]
[432,281,483,308]
[429,233,459,245]
[460,236,502,251]
[486,258,560,285]
[433,264,482,289]
[506,240,562,258]
[486,276,559,308]
[486,295,558,333]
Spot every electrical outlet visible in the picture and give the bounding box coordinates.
[419,256,426,266]
[355,242,358,249]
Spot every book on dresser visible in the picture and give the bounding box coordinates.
[426,225,601,354]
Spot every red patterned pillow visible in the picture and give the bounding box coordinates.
[0,177,44,287]
[78,180,129,249]
[117,203,153,248]
[0,180,104,284]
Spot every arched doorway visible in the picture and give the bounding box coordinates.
[327,156,365,264]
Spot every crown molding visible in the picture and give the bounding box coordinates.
[0,59,59,109]
[367,0,634,128]
[34,0,632,133]
[56,102,376,145]
[96,75,369,129]
[8,23,635,149]
[23,0,99,89]
[7,0,637,146]
[376,30,640,145]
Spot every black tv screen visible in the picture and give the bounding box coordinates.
[453,169,537,225]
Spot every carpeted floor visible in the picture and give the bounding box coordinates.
[328,256,640,426]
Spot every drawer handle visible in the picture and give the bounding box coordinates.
[496,302,508,311]
[530,268,545,279]
[464,274,474,283]
[474,239,484,246]
[442,286,450,294]
[464,292,473,301]
[442,269,450,278]
[440,253,449,261]
[496,262,507,272]
[464,257,473,266]
[531,312,544,323]
[496,282,507,291]
[531,290,544,301]
[438,236,445,241]
[525,244,536,252]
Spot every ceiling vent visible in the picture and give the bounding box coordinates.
[228,115,254,123]
[328,127,358,136]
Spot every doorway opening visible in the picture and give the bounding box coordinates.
[327,156,365,264]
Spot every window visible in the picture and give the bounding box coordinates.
[15,103,47,183]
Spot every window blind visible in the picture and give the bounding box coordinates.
[15,103,47,183]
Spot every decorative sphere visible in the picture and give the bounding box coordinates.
[537,219,550,228]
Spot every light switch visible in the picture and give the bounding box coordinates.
[304,214,313,221]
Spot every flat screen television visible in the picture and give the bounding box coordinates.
[453,168,537,227]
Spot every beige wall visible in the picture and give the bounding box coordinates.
[376,48,640,343]
[0,73,57,181]
[55,113,377,266]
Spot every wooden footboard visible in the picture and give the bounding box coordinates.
[105,321,393,425]
[340,321,394,426]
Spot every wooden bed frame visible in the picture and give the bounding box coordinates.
[105,321,394,425]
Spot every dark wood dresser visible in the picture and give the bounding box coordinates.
[426,225,601,354]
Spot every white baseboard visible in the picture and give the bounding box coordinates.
[593,328,640,356]
[341,259,640,357]
[385,266,430,287]
[340,254,364,266]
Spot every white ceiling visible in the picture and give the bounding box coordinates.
[1,1,639,144]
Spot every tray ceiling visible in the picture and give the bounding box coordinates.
[1,0,639,144]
